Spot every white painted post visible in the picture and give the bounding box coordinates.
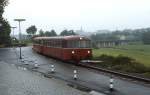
[34,63,38,68]
[109,76,114,91]
[51,64,55,73]
[73,70,77,80]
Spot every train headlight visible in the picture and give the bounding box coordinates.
[72,51,75,54]
[88,50,90,53]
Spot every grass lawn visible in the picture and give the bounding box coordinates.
[92,45,150,67]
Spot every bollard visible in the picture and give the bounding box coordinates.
[23,67,27,71]
[34,63,38,68]
[51,64,55,73]
[109,76,114,91]
[73,70,77,80]
[21,58,25,62]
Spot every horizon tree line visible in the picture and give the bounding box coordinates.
[26,25,77,37]
[26,25,150,45]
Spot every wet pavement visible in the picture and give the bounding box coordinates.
[0,48,92,95]
[0,47,150,95]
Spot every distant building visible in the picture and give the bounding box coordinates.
[117,35,126,40]
[95,40,136,48]
[75,30,93,37]
[96,30,110,33]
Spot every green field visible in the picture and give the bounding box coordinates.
[93,45,150,67]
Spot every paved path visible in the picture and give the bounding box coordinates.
[0,55,92,95]
[1,47,150,95]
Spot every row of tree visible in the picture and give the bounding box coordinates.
[26,25,76,37]
[38,29,57,36]
[0,0,11,45]
[90,28,150,44]
[26,25,150,44]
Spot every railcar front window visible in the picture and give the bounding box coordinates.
[67,40,91,48]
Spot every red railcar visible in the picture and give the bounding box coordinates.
[33,36,92,62]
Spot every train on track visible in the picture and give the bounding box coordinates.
[32,36,92,62]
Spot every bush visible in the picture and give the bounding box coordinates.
[0,44,5,48]
[143,72,150,78]
[94,54,150,73]
[131,62,149,73]
[113,55,134,65]
[97,54,114,62]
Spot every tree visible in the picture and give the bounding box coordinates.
[39,29,44,36]
[0,0,9,17]
[26,25,37,37]
[68,30,76,35]
[60,29,68,36]
[50,29,57,36]
[60,29,76,36]
[44,30,57,37]
[142,31,150,44]
[0,0,11,45]
[0,18,11,45]
[45,31,51,36]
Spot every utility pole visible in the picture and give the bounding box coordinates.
[14,19,26,59]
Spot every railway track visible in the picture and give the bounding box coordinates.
[78,62,150,84]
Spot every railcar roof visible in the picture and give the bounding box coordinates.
[34,36,90,40]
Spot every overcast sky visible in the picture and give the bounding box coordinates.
[3,0,150,34]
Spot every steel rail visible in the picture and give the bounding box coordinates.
[78,63,150,83]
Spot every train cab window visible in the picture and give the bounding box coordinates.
[79,40,91,48]
[67,40,91,48]
[79,40,86,48]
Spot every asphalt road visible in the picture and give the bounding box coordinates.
[1,47,150,95]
